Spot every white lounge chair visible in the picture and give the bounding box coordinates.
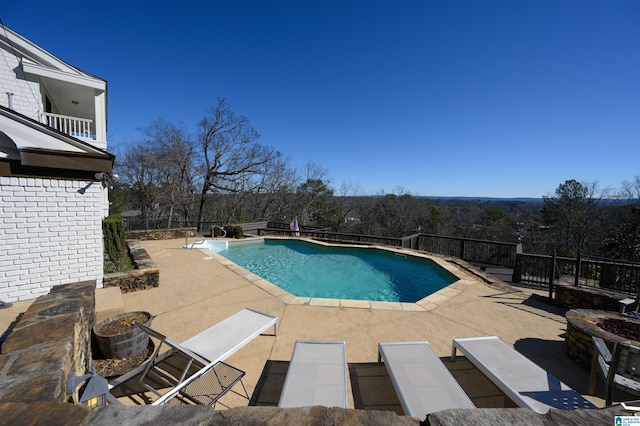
[589,335,640,406]
[108,307,278,406]
[378,341,475,420]
[278,340,348,408]
[179,307,278,363]
[451,336,596,414]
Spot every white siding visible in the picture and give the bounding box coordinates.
[0,47,43,120]
[0,176,104,303]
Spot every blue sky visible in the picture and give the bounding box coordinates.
[4,1,639,198]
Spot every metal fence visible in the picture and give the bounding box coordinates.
[254,229,518,265]
[125,219,640,298]
[416,234,518,267]
[300,231,640,298]
[580,255,640,296]
[513,251,640,298]
[260,228,406,247]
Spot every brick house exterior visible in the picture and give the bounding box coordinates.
[0,25,114,303]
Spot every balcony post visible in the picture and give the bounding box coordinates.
[94,91,107,145]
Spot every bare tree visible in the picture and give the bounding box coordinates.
[599,176,640,260]
[195,98,280,228]
[140,120,196,228]
[621,176,640,203]
[332,181,362,232]
[244,156,298,221]
[215,154,290,224]
[302,162,329,183]
[116,143,159,224]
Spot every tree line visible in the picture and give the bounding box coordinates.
[110,99,640,262]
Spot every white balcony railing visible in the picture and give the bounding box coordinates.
[41,112,95,140]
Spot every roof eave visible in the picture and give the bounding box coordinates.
[19,147,113,172]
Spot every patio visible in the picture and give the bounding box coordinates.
[0,237,623,415]
[97,237,623,411]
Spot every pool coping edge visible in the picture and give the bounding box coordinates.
[200,237,482,311]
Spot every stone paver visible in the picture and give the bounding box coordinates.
[340,299,371,309]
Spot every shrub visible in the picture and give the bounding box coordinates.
[213,225,226,238]
[103,215,128,271]
[224,225,244,239]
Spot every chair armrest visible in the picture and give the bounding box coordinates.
[589,335,613,395]
[592,336,612,364]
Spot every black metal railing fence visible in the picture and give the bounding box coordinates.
[124,219,640,298]
[513,251,640,298]
[416,234,517,267]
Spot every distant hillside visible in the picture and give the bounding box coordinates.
[420,196,544,203]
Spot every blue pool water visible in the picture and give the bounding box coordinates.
[217,239,458,303]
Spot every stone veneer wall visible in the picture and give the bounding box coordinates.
[0,281,95,424]
[103,241,159,292]
[565,309,640,369]
[555,284,627,311]
[125,227,197,241]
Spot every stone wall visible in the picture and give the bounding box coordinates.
[125,228,196,241]
[565,309,604,369]
[84,406,615,425]
[565,309,640,369]
[103,241,159,293]
[0,281,95,423]
[555,284,627,311]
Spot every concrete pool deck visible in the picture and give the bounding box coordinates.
[0,237,626,414]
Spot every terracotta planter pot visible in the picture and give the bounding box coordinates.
[93,311,152,359]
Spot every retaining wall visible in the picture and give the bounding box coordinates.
[555,284,628,312]
[103,241,159,292]
[124,228,196,241]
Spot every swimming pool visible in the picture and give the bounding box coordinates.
[216,239,458,303]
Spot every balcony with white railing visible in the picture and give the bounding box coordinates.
[41,112,96,141]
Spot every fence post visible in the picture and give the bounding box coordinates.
[511,242,522,283]
[460,239,465,261]
[549,250,557,302]
[575,249,582,286]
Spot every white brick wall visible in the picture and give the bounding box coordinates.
[0,48,43,120]
[0,176,104,303]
